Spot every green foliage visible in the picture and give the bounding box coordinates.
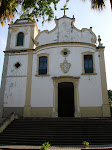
[108,98,112,115]
[0,0,60,25]
[41,142,51,150]
[91,0,105,10]
[108,90,112,100]
[108,90,112,115]
[108,98,112,108]
[82,141,89,148]
[0,0,112,26]
[83,0,112,10]
[0,0,18,26]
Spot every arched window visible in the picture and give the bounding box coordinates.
[39,56,47,75]
[84,55,93,73]
[17,32,24,46]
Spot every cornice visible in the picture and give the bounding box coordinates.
[52,76,80,80]
[4,42,96,54]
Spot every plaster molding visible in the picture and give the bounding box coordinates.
[52,112,58,117]
[4,42,96,54]
[12,27,18,32]
[36,53,49,76]
[35,42,96,51]
[81,51,96,74]
[74,80,79,88]
[52,76,80,118]
[75,112,81,117]
[81,73,97,75]
[98,47,111,117]
[60,58,71,73]
[60,48,70,57]
[6,75,27,78]
[35,16,96,45]
[24,53,33,117]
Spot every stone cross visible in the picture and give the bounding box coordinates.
[61,7,69,16]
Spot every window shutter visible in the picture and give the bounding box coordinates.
[84,55,93,73]
[39,56,47,75]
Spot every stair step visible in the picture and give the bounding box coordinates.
[0,117,112,146]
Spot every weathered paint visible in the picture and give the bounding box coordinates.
[1,16,110,117]
[35,17,96,47]
[31,45,102,107]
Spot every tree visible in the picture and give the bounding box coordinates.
[88,0,112,10]
[108,90,112,100]
[0,0,61,26]
[108,90,112,116]
[0,0,112,26]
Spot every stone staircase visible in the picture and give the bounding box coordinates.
[0,117,112,146]
[0,118,5,124]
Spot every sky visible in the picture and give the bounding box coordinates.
[0,0,112,90]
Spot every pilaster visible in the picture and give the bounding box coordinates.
[98,46,110,117]
[24,53,33,117]
[74,80,81,117]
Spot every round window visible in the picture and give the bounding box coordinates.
[64,52,67,56]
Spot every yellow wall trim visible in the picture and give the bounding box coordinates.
[31,107,53,117]
[52,76,80,117]
[82,51,96,74]
[24,53,33,117]
[36,53,50,76]
[4,42,96,54]
[80,107,102,117]
[98,47,111,117]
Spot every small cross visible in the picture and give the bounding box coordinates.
[98,35,103,47]
[98,35,101,45]
[61,7,69,16]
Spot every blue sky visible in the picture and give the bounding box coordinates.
[0,0,112,89]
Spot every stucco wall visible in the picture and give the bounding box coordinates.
[3,55,28,107]
[4,77,26,107]
[31,44,102,107]
[9,26,31,50]
[2,16,104,117]
[7,55,28,76]
[36,17,96,46]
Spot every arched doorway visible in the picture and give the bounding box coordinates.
[58,82,74,117]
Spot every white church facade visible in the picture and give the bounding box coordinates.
[0,13,110,118]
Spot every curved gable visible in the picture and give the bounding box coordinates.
[35,16,96,47]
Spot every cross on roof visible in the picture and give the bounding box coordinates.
[61,7,69,16]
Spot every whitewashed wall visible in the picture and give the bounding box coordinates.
[4,77,26,107]
[31,78,53,107]
[3,16,103,110]
[9,26,31,50]
[31,45,102,107]
[7,55,28,76]
[36,17,96,46]
[3,55,28,107]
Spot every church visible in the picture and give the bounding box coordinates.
[0,11,110,118]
